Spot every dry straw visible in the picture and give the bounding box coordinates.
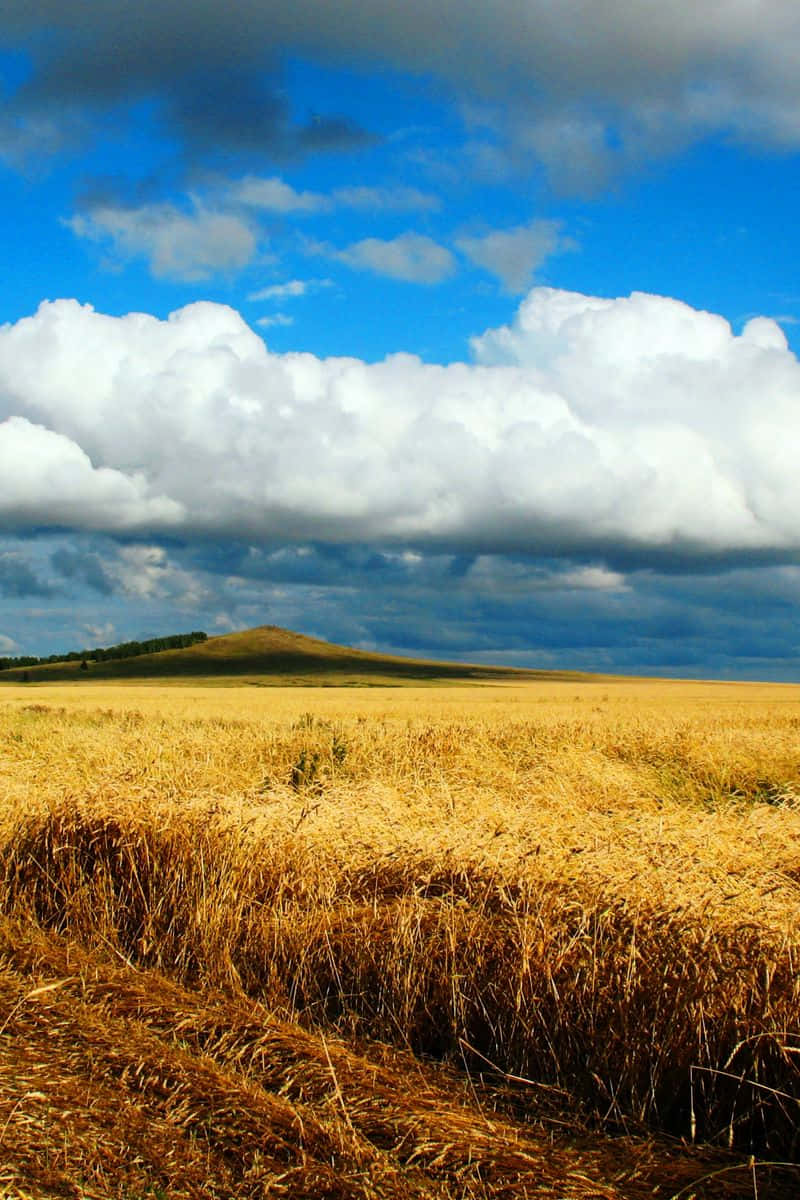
[1,680,800,1195]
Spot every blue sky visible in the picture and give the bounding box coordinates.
[2,1,800,679]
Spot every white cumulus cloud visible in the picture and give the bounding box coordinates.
[0,415,183,530]
[110,544,210,607]
[66,201,258,281]
[227,177,441,217]
[232,176,328,213]
[249,280,309,301]
[248,278,331,302]
[256,313,294,328]
[334,232,456,283]
[456,219,573,291]
[331,185,441,212]
[0,289,799,562]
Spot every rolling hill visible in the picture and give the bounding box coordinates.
[0,624,598,685]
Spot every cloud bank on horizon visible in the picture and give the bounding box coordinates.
[1,288,798,564]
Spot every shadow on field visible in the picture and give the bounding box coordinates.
[2,803,799,1198]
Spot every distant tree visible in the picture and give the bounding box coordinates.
[0,630,207,672]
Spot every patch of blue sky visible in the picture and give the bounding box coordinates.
[551,140,800,352]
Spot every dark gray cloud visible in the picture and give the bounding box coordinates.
[139,538,800,682]
[3,16,374,170]
[0,550,52,596]
[7,1,798,111]
[51,546,114,595]
[162,71,375,163]
[3,530,800,680]
[3,2,800,183]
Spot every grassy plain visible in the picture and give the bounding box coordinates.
[1,678,799,1198]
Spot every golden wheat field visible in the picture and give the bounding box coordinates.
[1,678,800,1199]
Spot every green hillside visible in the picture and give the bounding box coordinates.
[0,624,598,685]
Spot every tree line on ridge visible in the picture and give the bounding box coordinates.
[0,631,208,672]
